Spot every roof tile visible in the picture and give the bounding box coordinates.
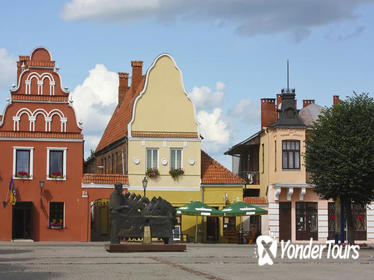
[201,150,245,185]
[244,196,268,204]
[82,173,129,185]
[96,76,145,152]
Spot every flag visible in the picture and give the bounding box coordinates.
[9,178,16,205]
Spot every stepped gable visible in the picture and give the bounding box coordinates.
[12,47,70,100]
[201,150,245,185]
[0,47,82,137]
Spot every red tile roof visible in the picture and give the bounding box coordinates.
[82,173,129,185]
[244,196,268,205]
[96,76,145,152]
[201,150,245,185]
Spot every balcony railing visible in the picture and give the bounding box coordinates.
[237,171,260,185]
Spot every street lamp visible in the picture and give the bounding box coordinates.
[142,177,148,198]
[40,179,45,194]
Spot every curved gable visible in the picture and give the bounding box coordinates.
[129,54,198,137]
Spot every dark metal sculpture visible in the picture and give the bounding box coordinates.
[109,182,177,244]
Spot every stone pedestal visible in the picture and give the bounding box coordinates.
[105,244,187,252]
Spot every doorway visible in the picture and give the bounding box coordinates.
[206,216,219,242]
[279,202,291,241]
[296,202,318,240]
[91,199,110,241]
[12,202,33,240]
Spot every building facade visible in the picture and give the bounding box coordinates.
[88,54,245,242]
[0,47,86,241]
[227,87,374,243]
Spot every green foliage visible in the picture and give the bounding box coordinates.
[305,93,374,205]
[84,149,96,164]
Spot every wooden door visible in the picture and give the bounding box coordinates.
[279,202,291,241]
[12,202,33,239]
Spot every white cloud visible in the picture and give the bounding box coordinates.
[197,108,230,154]
[71,64,118,157]
[61,0,372,40]
[0,48,16,87]
[228,98,260,125]
[84,135,102,157]
[188,82,224,111]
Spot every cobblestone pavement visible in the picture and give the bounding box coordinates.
[0,242,374,280]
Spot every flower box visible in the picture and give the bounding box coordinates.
[16,171,30,179]
[145,168,160,179]
[50,172,64,179]
[50,221,63,229]
[169,168,184,179]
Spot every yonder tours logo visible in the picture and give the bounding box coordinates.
[256,235,360,266]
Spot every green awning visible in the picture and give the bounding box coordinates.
[176,201,223,216]
[221,201,267,216]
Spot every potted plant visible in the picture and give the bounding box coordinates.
[169,168,184,179]
[50,171,64,179]
[16,171,30,179]
[50,219,63,229]
[145,168,160,179]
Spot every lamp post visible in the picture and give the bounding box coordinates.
[142,177,148,198]
[40,179,45,194]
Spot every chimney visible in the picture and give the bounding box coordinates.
[17,55,29,81]
[131,61,143,93]
[261,98,277,129]
[333,95,340,106]
[118,72,129,105]
[276,94,282,108]
[303,100,315,108]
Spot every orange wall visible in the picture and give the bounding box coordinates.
[0,140,85,241]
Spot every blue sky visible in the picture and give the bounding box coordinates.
[1,0,374,169]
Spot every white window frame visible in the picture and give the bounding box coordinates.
[170,148,183,169]
[49,201,65,229]
[47,147,67,180]
[13,146,34,180]
[146,148,159,170]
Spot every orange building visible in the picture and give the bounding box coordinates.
[0,47,87,241]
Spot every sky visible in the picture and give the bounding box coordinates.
[1,0,374,169]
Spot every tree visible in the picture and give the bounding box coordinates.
[305,93,374,243]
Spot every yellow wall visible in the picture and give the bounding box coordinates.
[130,55,198,134]
[128,139,201,189]
[259,131,269,197]
[126,54,244,242]
[260,127,307,193]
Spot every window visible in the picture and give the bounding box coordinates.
[13,147,34,179]
[49,202,64,229]
[282,140,300,169]
[146,148,158,169]
[261,144,264,173]
[47,148,67,179]
[170,148,182,169]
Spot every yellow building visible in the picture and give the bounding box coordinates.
[88,54,245,242]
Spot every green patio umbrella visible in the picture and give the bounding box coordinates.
[221,201,267,216]
[176,201,223,242]
[221,201,267,242]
